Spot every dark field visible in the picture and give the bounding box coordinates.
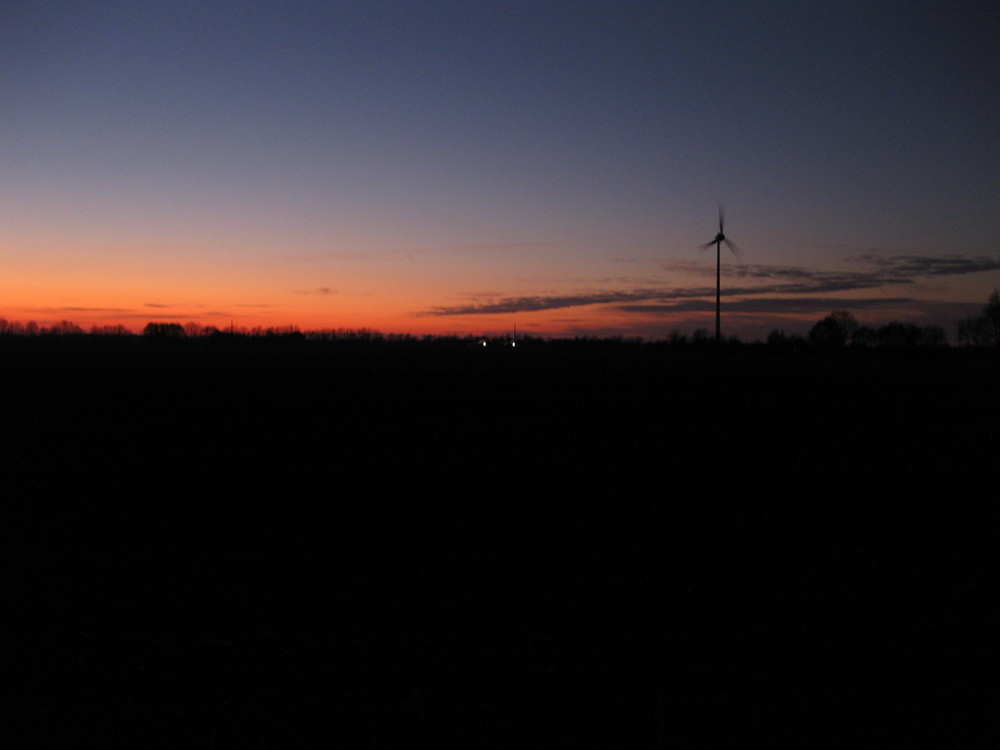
[2,337,997,746]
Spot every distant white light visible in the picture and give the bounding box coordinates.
[482,341,487,347]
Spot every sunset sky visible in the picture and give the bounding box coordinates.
[3,1,999,340]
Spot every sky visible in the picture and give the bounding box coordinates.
[3,0,999,340]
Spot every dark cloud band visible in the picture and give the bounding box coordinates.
[420,253,1000,317]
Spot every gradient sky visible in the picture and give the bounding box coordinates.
[3,0,999,340]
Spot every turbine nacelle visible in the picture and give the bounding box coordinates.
[694,202,746,345]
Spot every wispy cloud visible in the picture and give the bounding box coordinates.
[26,306,137,313]
[849,253,1000,277]
[735,254,999,284]
[421,253,1000,317]
[291,287,339,296]
[665,260,910,294]
[418,289,686,317]
[619,297,917,315]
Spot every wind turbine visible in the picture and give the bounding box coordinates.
[699,203,742,345]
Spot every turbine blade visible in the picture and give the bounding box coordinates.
[723,237,742,261]
[698,240,716,251]
[718,202,725,233]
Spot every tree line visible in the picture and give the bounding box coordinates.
[789,289,999,350]
[0,319,131,335]
[798,311,947,350]
[2,290,998,350]
[957,290,1000,348]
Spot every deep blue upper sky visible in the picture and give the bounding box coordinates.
[2,1,999,338]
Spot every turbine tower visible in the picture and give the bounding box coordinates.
[699,203,742,345]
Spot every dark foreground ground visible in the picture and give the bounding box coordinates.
[2,337,997,746]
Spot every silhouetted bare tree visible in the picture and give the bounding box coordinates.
[766,329,807,352]
[143,322,185,339]
[49,320,84,335]
[875,321,945,348]
[957,289,1000,348]
[808,311,858,348]
[986,290,1000,347]
[690,328,711,346]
